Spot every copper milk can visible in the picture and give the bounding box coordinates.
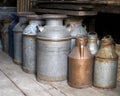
[93,35,118,89]
[68,36,93,88]
[115,44,120,82]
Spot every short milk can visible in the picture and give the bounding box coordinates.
[93,35,118,89]
[36,14,71,82]
[68,36,93,88]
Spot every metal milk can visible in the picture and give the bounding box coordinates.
[13,12,28,64]
[88,32,99,55]
[115,44,120,82]
[1,17,12,53]
[93,35,118,89]
[36,14,71,82]
[68,36,93,88]
[69,17,87,50]
[22,15,43,74]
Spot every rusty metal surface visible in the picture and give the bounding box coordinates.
[94,35,118,89]
[115,44,120,82]
[68,36,93,88]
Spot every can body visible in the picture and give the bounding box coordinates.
[23,35,36,73]
[37,40,70,81]
[94,58,118,89]
[14,29,23,64]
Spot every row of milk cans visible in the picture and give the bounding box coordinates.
[11,13,119,89]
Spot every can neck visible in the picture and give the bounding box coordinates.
[46,19,63,26]
[19,16,28,24]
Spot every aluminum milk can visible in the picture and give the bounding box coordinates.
[1,18,12,53]
[13,12,28,64]
[36,14,71,82]
[115,44,120,82]
[69,17,87,50]
[68,36,93,88]
[93,35,118,89]
[22,15,43,74]
[88,32,99,55]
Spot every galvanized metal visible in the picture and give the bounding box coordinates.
[36,14,71,82]
[66,17,87,50]
[22,15,43,74]
[68,36,93,88]
[88,32,99,55]
[1,18,12,54]
[13,13,28,65]
[115,44,120,82]
[94,35,118,89]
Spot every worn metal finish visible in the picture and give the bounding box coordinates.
[115,44,120,82]
[22,15,43,74]
[94,35,118,89]
[37,14,71,82]
[13,13,28,65]
[68,36,93,88]
[88,32,99,55]
[1,18,11,54]
[67,17,87,50]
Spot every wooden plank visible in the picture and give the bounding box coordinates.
[32,8,97,16]
[36,4,94,11]
[0,71,25,96]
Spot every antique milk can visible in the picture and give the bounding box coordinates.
[93,35,118,89]
[68,36,93,88]
[22,15,43,74]
[66,17,87,50]
[13,12,28,64]
[88,32,99,55]
[1,17,12,53]
[115,44,120,82]
[37,14,71,82]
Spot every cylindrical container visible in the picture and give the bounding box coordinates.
[1,18,12,54]
[67,17,87,50]
[68,36,93,88]
[13,12,28,64]
[88,32,99,55]
[37,14,71,82]
[22,15,43,74]
[93,35,118,89]
[115,44,120,82]
[8,14,19,58]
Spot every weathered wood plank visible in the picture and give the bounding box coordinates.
[0,71,25,96]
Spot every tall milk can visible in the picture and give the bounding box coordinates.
[68,36,93,88]
[1,17,12,53]
[13,12,28,64]
[36,14,71,82]
[66,17,87,50]
[22,15,43,74]
[93,35,118,89]
[88,32,99,56]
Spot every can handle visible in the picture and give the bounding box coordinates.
[36,25,44,32]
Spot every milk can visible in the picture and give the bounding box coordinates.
[13,12,28,64]
[88,32,99,55]
[22,15,43,74]
[1,17,12,53]
[68,36,93,88]
[115,44,120,82]
[93,35,118,89]
[36,14,71,82]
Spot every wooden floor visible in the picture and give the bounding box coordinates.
[0,50,120,96]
